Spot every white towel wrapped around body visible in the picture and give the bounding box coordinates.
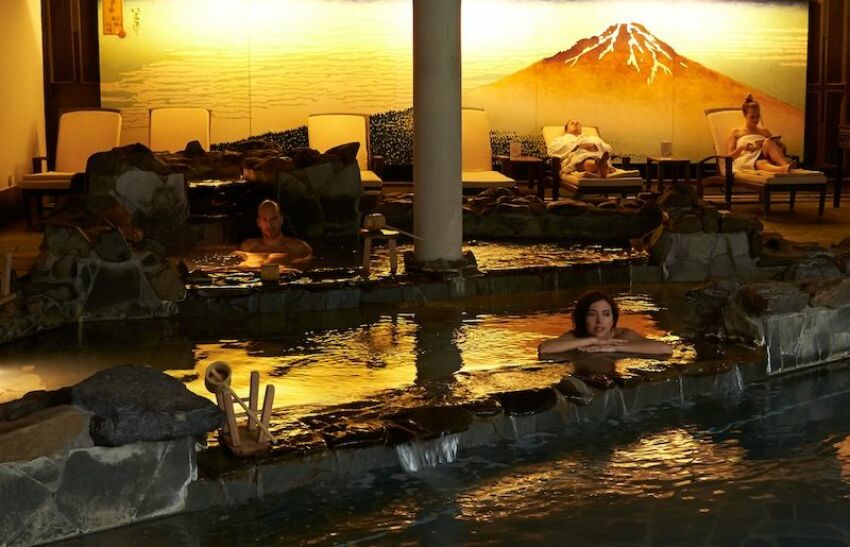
[732,133,765,171]
[548,133,639,179]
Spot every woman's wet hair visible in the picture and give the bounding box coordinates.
[742,94,760,115]
[572,291,619,337]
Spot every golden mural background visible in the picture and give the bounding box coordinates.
[99,0,808,160]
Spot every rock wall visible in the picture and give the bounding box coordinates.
[645,183,764,281]
[376,187,663,241]
[0,366,221,546]
[687,272,850,373]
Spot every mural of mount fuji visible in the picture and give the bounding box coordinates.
[463,21,804,160]
[100,1,807,162]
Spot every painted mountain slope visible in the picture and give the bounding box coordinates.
[463,22,804,160]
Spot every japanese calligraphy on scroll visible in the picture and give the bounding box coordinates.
[103,0,126,38]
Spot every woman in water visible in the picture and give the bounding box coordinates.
[537,291,673,358]
[727,94,796,174]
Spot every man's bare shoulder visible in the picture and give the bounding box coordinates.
[239,238,262,251]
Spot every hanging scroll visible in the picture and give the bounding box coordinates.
[103,0,126,38]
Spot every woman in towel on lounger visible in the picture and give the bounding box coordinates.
[547,119,613,178]
[537,291,673,358]
[727,94,797,174]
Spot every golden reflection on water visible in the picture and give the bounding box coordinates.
[169,292,686,410]
[179,317,419,408]
[455,429,745,522]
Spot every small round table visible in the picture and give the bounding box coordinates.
[646,156,691,192]
[496,155,545,198]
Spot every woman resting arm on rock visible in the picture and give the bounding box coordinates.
[538,291,673,358]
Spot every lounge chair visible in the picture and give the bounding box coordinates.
[542,125,644,199]
[462,108,516,191]
[149,107,211,153]
[700,107,827,216]
[20,108,122,225]
[307,113,383,191]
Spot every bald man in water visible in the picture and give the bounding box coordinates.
[239,199,312,265]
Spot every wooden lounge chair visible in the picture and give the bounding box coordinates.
[20,109,122,225]
[462,108,516,191]
[149,107,211,153]
[700,107,827,216]
[542,125,644,199]
[307,113,383,191]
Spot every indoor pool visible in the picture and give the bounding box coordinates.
[0,285,689,408]
[180,241,638,281]
[54,362,850,546]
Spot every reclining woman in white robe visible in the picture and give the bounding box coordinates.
[727,94,797,174]
[546,119,614,178]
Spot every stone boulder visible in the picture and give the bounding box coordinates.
[736,281,810,316]
[274,155,362,239]
[0,405,92,463]
[71,365,222,446]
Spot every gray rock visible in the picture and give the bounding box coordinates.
[83,262,142,313]
[700,205,719,233]
[493,388,557,416]
[72,365,222,446]
[554,376,593,405]
[782,255,842,281]
[737,281,810,316]
[0,405,92,463]
[719,211,762,233]
[51,254,78,280]
[685,278,744,310]
[146,266,187,302]
[42,224,92,259]
[545,198,589,216]
[657,183,700,209]
[0,466,54,545]
[720,303,765,343]
[668,214,702,233]
[803,277,850,309]
[93,228,131,262]
[54,438,194,532]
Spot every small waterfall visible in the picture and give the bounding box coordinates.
[507,415,537,440]
[678,375,685,406]
[713,366,744,399]
[396,433,460,473]
[614,388,628,417]
[765,328,773,375]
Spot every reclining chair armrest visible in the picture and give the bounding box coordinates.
[31,156,48,174]
[370,155,385,177]
[611,154,631,169]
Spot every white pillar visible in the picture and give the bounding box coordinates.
[412,0,463,263]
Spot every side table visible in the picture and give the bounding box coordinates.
[496,155,545,199]
[646,156,691,192]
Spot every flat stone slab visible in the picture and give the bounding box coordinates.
[0,405,91,463]
[72,365,222,446]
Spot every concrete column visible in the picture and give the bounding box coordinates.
[412,0,463,263]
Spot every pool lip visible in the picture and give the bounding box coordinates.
[5,326,850,545]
